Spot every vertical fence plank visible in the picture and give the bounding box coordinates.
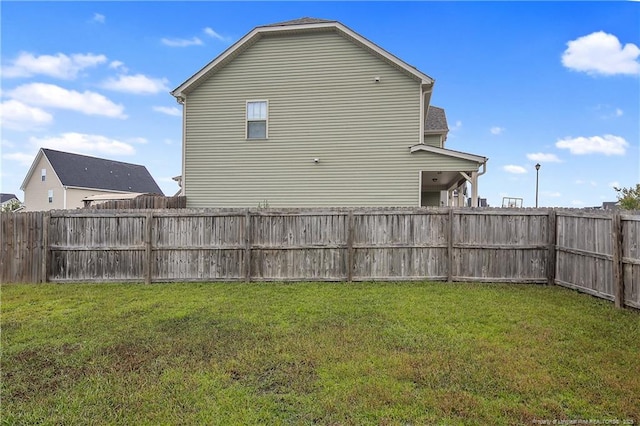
[145,211,153,284]
[447,208,454,282]
[245,209,251,282]
[547,210,556,286]
[347,210,354,282]
[612,212,623,308]
[41,212,49,283]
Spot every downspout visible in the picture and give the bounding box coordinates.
[177,95,186,197]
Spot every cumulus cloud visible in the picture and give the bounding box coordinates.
[161,37,203,47]
[556,135,628,155]
[503,165,527,174]
[153,106,181,117]
[490,126,504,135]
[109,60,128,73]
[2,52,107,79]
[0,100,53,131]
[92,13,105,23]
[562,31,640,76]
[2,152,37,167]
[30,132,136,156]
[6,83,126,118]
[203,27,231,42]
[526,153,562,163]
[101,74,169,94]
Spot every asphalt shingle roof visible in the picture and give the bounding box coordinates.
[263,17,336,27]
[1,193,19,203]
[425,106,448,132]
[42,149,163,195]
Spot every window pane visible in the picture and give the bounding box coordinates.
[247,101,266,120]
[248,121,266,139]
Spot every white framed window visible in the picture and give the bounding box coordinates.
[246,100,268,139]
[48,190,53,203]
[41,168,46,181]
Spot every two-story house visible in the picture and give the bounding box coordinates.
[171,17,488,208]
[20,148,163,211]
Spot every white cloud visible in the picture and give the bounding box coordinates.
[203,27,231,42]
[109,60,128,73]
[0,100,53,131]
[153,106,181,117]
[161,37,203,47]
[571,200,585,206]
[101,74,169,94]
[562,31,640,76]
[29,132,135,156]
[92,13,105,23]
[543,191,562,198]
[2,152,36,167]
[2,52,107,79]
[526,153,562,163]
[490,126,504,135]
[7,83,126,118]
[127,137,148,144]
[503,165,527,174]
[615,108,623,117]
[556,135,628,155]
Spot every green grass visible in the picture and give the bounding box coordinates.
[1,282,639,425]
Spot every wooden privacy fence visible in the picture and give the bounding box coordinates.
[1,208,638,309]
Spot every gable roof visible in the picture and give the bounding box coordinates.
[425,106,449,133]
[410,144,488,164]
[172,17,434,99]
[20,149,163,195]
[1,193,19,203]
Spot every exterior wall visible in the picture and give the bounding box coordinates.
[64,188,129,210]
[421,191,441,207]
[23,155,64,211]
[423,134,443,148]
[184,30,428,208]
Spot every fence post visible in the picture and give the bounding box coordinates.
[244,209,252,282]
[447,208,454,282]
[612,211,624,308]
[145,211,153,284]
[41,212,49,283]
[347,210,354,282]
[547,210,556,286]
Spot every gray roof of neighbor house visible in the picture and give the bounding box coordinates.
[1,193,19,203]
[40,149,164,195]
[425,106,448,133]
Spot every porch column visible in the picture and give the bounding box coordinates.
[471,171,478,207]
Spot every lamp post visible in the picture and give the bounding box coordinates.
[535,163,541,208]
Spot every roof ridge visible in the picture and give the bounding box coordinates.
[262,17,337,27]
[42,148,147,169]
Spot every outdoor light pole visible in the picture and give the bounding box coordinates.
[535,163,541,208]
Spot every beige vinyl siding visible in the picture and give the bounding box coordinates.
[64,188,131,210]
[23,156,63,211]
[184,30,427,208]
[423,134,443,148]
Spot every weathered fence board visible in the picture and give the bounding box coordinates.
[2,207,639,309]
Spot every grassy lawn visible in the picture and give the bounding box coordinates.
[1,282,639,425]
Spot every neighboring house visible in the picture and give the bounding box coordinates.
[20,148,163,211]
[1,193,22,211]
[171,17,488,208]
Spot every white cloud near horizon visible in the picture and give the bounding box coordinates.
[203,27,231,42]
[0,100,53,131]
[490,126,504,135]
[526,153,562,163]
[101,74,169,94]
[556,135,628,155]
[153,106,181,117]
[3,152,36,167]
[29,132,136,157]
[6,83,126,118]
[2,52,107,79]
[562,31,640,76]
[161,36,203,47]
[503,165,527,174]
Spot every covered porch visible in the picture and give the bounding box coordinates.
[411,144,488,207]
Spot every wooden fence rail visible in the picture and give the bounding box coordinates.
[1,208,638,309]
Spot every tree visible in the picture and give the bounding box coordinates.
[1,199,23,212]
[614,184,640,210]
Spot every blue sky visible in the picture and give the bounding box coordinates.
[1,1,638,207]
